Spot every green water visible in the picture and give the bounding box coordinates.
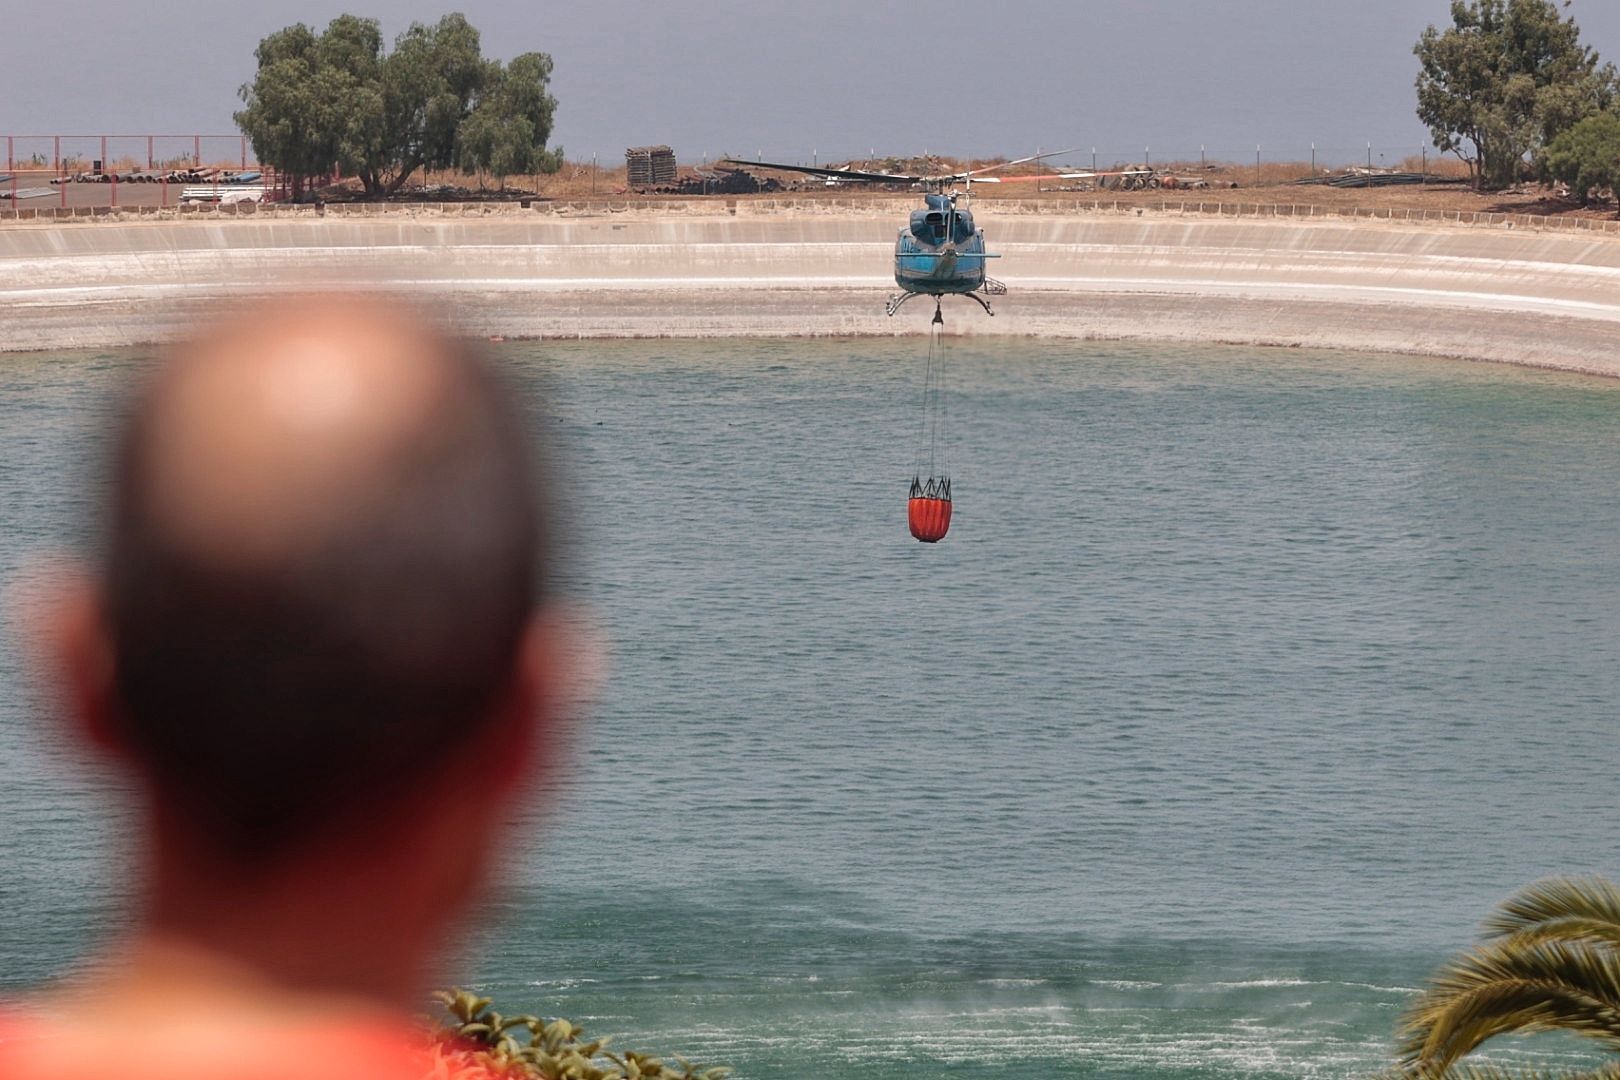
[4,339,1619,1076]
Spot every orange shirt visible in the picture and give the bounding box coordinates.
[0,1012,499,1080]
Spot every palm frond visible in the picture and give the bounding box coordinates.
[1380,1064,1620,1080]
[1389,879,1620,1078]
[1436,1063,1620,1080]
[1386,1063,1620,1080]
[1412,938,1620,1015]
[1399,938,1620,1068]
[1399,977,1620,1071]
[1485,880,1620,941]
[1492,920,1620,954]
[430,989,726,1080]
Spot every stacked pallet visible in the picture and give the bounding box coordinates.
[625,146,676,188]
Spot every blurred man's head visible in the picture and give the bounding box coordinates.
[99,297,548,860]
[45,294,562,1004]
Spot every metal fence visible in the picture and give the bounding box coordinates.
[1,133,1465,210]
[1053,144,1459,188]
[735,143,1463,186]
[4,133,255,174]
[1,133,283,209]
[1065,144,1444,168]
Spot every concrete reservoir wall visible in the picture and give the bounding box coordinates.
[2,209,1620,374]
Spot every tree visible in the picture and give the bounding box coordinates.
[1540,111,1620,210]
[1392,877,1620,1078]
[431,989,729,1080]
[1415,0,1618,190]
[456,52,564,189]
[236,13,560,200]
[233,17,381,200]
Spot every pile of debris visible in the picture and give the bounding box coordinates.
[1092,165,1213,192]
[51,167,262,185]
[1295,168,1465,189]
[635,167,783,196]
[625,146,677,189]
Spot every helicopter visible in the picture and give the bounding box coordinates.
[723,151,1148,317]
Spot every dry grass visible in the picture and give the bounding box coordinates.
[641,153,1613,219]
[281,152,1500,204]
[1397,153,1472,178]
[15,149,1604,219]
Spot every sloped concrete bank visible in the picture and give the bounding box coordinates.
[2,206,1619,374]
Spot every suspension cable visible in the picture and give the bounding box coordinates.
[929,302,945,480]
[915,312,934,482]
[933,312,946,482]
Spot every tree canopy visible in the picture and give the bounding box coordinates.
[1415,0,1617,190]
[235,13,560,199]
[1540,110,1620,210]
[456,52,564,187]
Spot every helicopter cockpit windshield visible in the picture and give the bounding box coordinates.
[910,194,975,246]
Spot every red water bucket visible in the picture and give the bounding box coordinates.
[908,496,952,543]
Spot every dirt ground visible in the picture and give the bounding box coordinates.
[516,157,1619,220]
[980,180,1617,220]
[7,156,1616,220]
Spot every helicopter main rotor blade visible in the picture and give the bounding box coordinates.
[982,169,1154,181]
[958,167,1156,186]
[959,147,1084,180]
[723,151,1139,187]
[961,171,1131,185]
[1050,169,1155,178]
[975,173,1073,184]
[721,158,924,184]
[970,171,1145,183]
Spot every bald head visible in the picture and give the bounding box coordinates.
[143,301,469,567]
[103,297,547,857]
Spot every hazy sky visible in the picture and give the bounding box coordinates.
[5,1,1620,167]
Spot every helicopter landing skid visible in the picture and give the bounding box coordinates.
[962,291,994,316]
[885,290,996,318]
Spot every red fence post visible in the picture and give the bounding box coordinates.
[240,135,247,169]
[161,175,167,207]
[60,177,66,208]
[111,171,117,208]
[147,135,154,170]
[10,174,18,203]
[100,135,107,171]
[194,135,200,165]
[5,136,11,173]
[53,135,60,176]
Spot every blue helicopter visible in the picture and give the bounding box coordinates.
[724,150,1140,318]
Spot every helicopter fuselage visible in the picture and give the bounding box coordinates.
[893,193,991,296]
